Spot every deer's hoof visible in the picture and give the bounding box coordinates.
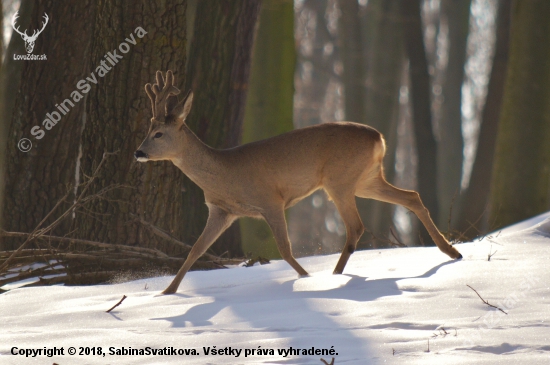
[161,288,176,295]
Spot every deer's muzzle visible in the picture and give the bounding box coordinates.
[134,150,149,162]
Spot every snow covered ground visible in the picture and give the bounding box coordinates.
[1,213,550,364]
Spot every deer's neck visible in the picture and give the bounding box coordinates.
[172,125,223,188]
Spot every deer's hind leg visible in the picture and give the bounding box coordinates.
[263,208,309,277]
[357,175,462,260]
[325,188,365,274]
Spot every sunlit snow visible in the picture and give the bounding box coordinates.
[1,213,550,364]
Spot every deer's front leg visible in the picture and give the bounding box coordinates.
[162,205,236,295]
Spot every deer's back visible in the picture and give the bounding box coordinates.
[205,122,384,214]
[232,121,381,173]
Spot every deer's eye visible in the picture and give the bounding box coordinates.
[154,132,163,139]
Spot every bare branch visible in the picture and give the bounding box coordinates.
[466,285,508,315]
[1,231,168,258]
[130,214,242,264]
[487,245,498,261]
[106,295,127,313]
[0,152,117,273]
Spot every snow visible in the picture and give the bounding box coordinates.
[1,213,550,364]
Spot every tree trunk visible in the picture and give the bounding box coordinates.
[1,0,33,228]
[1,0,95,250]
[338,0,367,125]
[457,0,511,237]
[489,0,550,228]
[74,1,188,255]
[182,0,260,256]
[400,0,440,243]
[438,0,471,227]
[240,0,295,258]
[359,0,404,248]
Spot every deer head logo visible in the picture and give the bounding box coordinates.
[11,12,49,54]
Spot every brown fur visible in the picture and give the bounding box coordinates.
[136,71,462,295]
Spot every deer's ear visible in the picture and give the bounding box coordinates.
[173,91,194,126]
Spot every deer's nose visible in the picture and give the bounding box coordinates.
[134,150,148,159]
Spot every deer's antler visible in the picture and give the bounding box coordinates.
[145,70,180,121]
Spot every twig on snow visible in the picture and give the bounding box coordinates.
[106,295,127,313]
[487,245,498,261]
[466,285,508,315]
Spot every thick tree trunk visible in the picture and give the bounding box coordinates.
[74,1,188,255]
[400,0,440,242]
[1,0,30,235]
[183,0,260,256]
[241,0,295,144]
[240,0,295,258]
[438,0,471,226]
[489,0,550,228]
[1,0,95,250]
[457,0,511,237]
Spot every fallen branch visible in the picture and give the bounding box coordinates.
[0,251,228,288]
[131,214,243,265]
[466,285,508,315]
[2,231,168,258]
[106,295,127,313]
[0,267,66,287]
[0,152,247,289]
[0,151,117,272]
[0,189,72,272]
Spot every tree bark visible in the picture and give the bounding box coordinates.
[438,0,471,226]
[457,0,511,237]
[74,0,188,255]
[400,0,440,242]
[1,0,95,250]
[1,0,33,233]
[489,0,550,228]
[240,0,295,258]
[182,0,260,256]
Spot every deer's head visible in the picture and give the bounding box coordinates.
[12,12,49,54]
[135,71,194,162]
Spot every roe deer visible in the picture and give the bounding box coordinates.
[135,71,462,295]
